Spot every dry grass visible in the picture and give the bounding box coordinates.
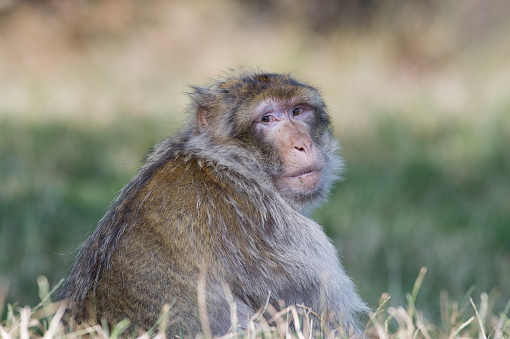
[1,270,509,339]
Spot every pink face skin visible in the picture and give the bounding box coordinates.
[252,99,325,197]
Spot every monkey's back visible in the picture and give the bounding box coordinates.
[61,157,243,334]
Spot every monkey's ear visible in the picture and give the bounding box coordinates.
[192,86,216,132]
[196,106,209,130]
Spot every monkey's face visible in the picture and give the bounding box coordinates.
[251,98,326,206]
[192,71,338,211]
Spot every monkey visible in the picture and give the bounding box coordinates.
[59,69,368,337]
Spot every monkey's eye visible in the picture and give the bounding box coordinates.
[261,115,274,123]
[292,107,304,116]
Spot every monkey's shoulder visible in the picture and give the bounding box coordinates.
[139,155,262,201]
[125,156,260,219]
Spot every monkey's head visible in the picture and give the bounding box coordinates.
[189,70,342,212]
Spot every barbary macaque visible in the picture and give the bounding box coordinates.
[60,69,368,336]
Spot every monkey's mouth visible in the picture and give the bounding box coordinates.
[287,171,321,183]
[283,166,324,192]
[286,165,324,179]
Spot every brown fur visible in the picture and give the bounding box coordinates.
[60,69,368,336]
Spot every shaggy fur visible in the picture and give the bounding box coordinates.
[60,69,368,336]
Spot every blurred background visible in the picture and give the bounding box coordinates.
[0,0,509,323]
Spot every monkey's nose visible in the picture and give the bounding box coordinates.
[293,142,314,158]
